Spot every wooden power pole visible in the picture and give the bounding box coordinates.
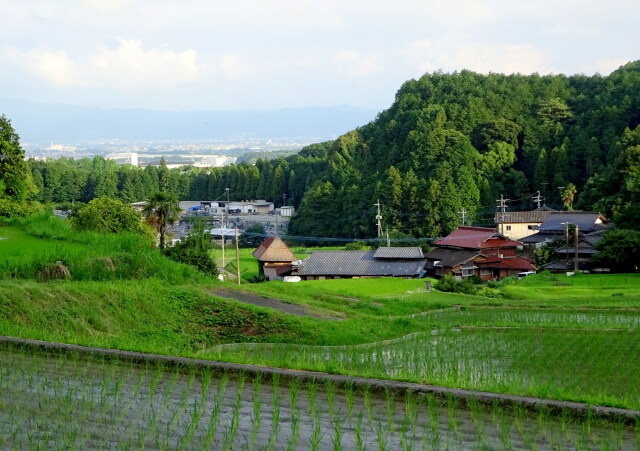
[235,226,241,285]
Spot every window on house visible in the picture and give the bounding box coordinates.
[481,268,492,275]
[506,225,512,231]
[528,225,534,230]
[462,268,473,277]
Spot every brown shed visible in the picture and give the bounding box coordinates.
[252,236,298,280]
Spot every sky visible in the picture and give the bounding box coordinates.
[1,0,638,112]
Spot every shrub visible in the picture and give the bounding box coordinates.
[435,274,480,295]
[70,197,154,241]
[163,220,217,276]
[435,274,458,292]
[0,200,43,217]
[344,241,368,250]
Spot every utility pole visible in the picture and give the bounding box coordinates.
[386,229,390,247]
[561,222,569,267]
[496,195,510,235]
[235,226,241,285]
[574,224,579,272]
[532,191,543,209]
[458,208,467,226]
[222,187,229,271]
[374,199,383,238]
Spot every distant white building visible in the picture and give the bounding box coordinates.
[178,200,275,216]
[279,206,295,217]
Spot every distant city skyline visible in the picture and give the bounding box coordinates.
[1,0,638,112]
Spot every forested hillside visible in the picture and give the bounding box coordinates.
[290,61,640,238]
[24,61,640,238]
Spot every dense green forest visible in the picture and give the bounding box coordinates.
[19,61,640,238]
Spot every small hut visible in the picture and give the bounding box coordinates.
[252,236,298,281]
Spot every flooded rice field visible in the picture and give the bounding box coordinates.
[0,347,638,450]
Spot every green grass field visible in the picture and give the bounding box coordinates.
[1,214,640,410]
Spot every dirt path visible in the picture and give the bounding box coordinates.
[210,288,337,319]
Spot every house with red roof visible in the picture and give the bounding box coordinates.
[424,226,536,281]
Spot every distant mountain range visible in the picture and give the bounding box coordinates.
[0,99,379,143]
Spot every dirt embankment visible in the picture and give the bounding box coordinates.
[1,335,638,424]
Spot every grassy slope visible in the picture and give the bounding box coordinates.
[2,215,640,408]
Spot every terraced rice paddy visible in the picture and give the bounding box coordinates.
[1,345,638,450]
[208,307,640,411]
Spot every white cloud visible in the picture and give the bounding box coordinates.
[3,40,206,90]
[332,50,380,78]
[89,39,203,88]
[541,24,601,40]
[421,0,495,25]
[593,57,631,75]
[408,37,553,75]
[77,0,135,13]
[27,50,86,88]
[218,54,253,80]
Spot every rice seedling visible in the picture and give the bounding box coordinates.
[287,378,301,450]
[355,412,364,451]
[332,415,344,451]
[307,378,319,414]
[325,379,337,421]
[384,387,395,431]
[222,373,245,451]
[268,374,281,449]
[345,381,355,424]
[309,406,323,451]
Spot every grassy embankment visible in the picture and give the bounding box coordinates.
[1,213,640,409]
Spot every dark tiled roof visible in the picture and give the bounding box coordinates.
[519,231,563,244]
[373,247,424,259]
[538,212,606,233]
[494,210,553,224]
[423,248,481,268]
[252,236,298,262]
[293,251,426,277]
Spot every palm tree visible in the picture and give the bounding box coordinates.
[142,192,181,249]
[561,183,577,211]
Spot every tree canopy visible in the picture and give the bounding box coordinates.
[70,197,153,240]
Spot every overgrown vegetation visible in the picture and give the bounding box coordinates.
[163,221,217,276]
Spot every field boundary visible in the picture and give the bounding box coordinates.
[1,334,638,424]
